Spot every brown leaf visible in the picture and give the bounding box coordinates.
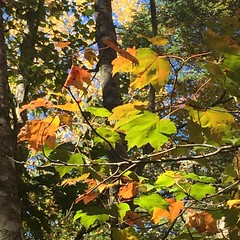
[118,181,138,199]
[125,210,145,229]
[62,65,91,92]
[185,210,218,234]
[19,98,53,113]
[84,48,97,65]
[75,192,97,204]
[103,39,139,65]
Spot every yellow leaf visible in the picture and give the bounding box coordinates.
[227,199,240,208]
[137,33,168,46]
[55,102,80,112]
[130,57,170,91]
[108,101,147,121]
[112,47,137,75]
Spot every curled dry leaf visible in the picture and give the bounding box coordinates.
[185,210,218,234]
[62,65,91,92]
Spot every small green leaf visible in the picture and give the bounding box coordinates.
[95,126,121,148]
[189,183,216,200]
[86,107,111,117]
[155,171,177,187]
[55,153,83,178]
[74,207,109,230]
[134,194,169,213]
[118,203,130,222]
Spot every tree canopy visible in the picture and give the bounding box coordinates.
[0,0,240,239]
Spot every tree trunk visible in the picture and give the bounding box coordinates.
[0,3,23,239]
[95,0,122,111]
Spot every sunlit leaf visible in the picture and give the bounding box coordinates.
[118,203,130,222]
[187,106,235,132]
[137,33,168,46]
[62,65,91,92]
[189,183,216,200]
[55,102,80,112]
[118,182,138,199]
[86,106,111,117]
[112,47,138,75]
[19,98,53,113]
[18,118,59,152]
[227,199,240,209]
[134,194,169,213]
[54,41,71,48]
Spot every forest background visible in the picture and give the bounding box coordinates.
[0,0,240,239]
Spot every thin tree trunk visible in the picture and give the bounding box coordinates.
[95,0,122,111]
[95,1,123,238]
[0,3,23,239]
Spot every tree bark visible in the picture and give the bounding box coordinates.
[0,3,23,239]
[95,0,122,111]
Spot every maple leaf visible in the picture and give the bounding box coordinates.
[55,102,81,112]
[61,173,90,186]
[62,65,91,92]
[118,182,138,199]
[112,47,138,75]
[18,118,59,152]
[103,39,139,65]
[19,98,53,113]
[152,198,184,224]
[185,210,218,234]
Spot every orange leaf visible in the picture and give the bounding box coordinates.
[54,41,71,48]
[103,39,139,65]
[152,198,184,224]
[62,65,91,92]
[185,210,218,234]
[18,119,58,152]
[112,47,137,75]
[19,98,53,113]
[167,199,184,223]
[152,208,170,224]
[61,173,90,186]
[118,181,138,199]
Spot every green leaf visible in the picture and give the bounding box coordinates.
[189,183,216,200]
[183,173,216,183]
[55,153,83,178]
[117,111,176,150]
[118,203,130,222]
[86,106,111,117]
[73,207,109,230]
[155,171,177,187]
[95,126,121,148]
[134,194,169,213]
